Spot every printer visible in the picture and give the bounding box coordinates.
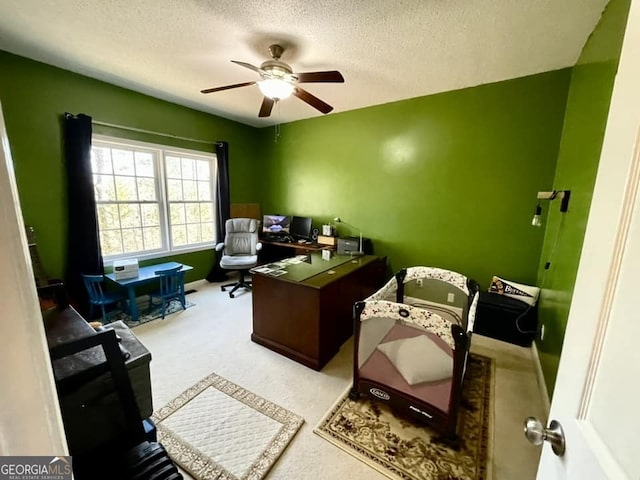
[337,236,372,256]
[113,258,139,280]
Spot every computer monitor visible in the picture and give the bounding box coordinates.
[262,215,291,235]
[290,216,313,240]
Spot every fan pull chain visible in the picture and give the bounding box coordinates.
[274,101,282,143]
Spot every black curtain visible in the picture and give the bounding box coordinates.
[206,141,231,282]
[63,113,104,316]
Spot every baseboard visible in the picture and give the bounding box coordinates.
[531,341,551,414]
[185,278,209,291]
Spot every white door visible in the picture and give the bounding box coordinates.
[535,1,640,478]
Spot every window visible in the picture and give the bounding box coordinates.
[90,136,217,261]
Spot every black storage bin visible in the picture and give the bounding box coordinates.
[473,291,537,346]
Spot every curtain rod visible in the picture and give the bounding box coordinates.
[92,120,215,145]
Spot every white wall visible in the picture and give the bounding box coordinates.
[0,101,68,454]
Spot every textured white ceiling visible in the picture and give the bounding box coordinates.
[0,0,609,128]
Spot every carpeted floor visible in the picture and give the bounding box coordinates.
[133,278,547,480]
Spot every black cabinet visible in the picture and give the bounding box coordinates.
[44,308,153,454]
[473,291,537,346]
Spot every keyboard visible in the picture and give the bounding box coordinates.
[263,235,284,242]
[262,236,323,248]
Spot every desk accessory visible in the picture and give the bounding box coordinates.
[333,217,364,256]
[317,235,337,246]
[337,237,372,256]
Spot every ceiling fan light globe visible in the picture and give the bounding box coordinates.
[258,79,294,100]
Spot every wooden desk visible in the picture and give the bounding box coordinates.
[105,261,192,322]
[251,253,386,370]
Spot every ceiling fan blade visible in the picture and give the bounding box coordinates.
[258,97,275,118]
[293,87,333,114]
[231,60,265,75]
[201,81,256,94]
[293,71,344,83]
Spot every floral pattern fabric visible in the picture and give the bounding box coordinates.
[404,266,469,294]
[360,300,455,349]
[364,266,479,334]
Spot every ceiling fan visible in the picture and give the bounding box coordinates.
[201,44,344,118]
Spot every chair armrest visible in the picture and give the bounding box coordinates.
[256,242,263,251]
[215,242,225,252]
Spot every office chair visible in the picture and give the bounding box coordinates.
[82,274,128,324]
[216,218,262,298]
[148,266,186,319]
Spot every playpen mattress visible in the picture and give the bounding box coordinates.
[359,323,453,413]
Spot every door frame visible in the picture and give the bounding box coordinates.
[538,0,640,476]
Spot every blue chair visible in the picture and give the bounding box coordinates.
[82,274,128,324]
[148,266,186,319]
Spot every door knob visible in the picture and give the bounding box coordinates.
[524,417,566,456]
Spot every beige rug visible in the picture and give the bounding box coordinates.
[152,372,304,480]
[314,354,493,480]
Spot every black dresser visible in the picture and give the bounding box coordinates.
[44,307,153,454]
[473,291,538,346]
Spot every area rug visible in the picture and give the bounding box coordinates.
[314,354,493,480]
[152,372,304,480]
[107,298,195,327]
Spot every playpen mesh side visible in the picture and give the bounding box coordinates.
[400,267,479,332]
[403,267,469,294]
[365,275,397,302]
[367,266,471,303]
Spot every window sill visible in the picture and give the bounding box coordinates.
[103,243,215,268]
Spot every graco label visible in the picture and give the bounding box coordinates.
[0,456,72,480]
[369,388,390,400]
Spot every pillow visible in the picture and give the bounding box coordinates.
[376,335,452,385]
[489,276,540,307]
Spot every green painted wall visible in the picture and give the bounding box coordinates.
[258,71,571,289]
[535,0,631,396]
[0,51,260,282]
[2,20,623,389]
